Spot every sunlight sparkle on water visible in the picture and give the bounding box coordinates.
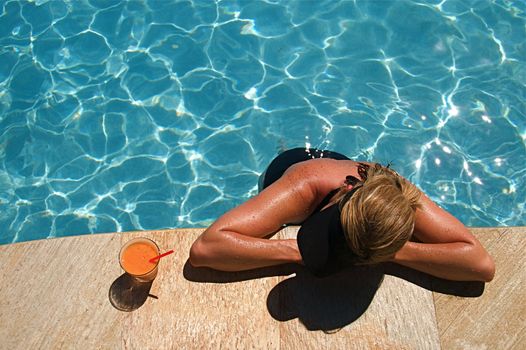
[244,87,258,100]
[448,105,459,117]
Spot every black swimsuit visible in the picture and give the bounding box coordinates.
[258,147,350,211]
[259,147,357,275]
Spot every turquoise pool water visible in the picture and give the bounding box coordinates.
[0,0,525,244]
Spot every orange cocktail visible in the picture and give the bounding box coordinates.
[119,238,160,282]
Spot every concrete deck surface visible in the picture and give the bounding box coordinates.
[0,227,524,349]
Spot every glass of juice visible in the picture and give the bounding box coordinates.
[119,237,160,283]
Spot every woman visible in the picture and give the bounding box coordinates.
[189,148,495,282]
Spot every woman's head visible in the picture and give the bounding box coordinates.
[338,163,421,265]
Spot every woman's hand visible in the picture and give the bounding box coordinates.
[390,193,495,282]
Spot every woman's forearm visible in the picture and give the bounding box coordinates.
[189,230,303,271]
[391,241,495,282]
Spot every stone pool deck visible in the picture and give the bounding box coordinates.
[0,227,524,349]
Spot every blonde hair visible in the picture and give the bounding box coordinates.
[338,163,421,265]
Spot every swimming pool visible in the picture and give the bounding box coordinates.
[0,0,525,244]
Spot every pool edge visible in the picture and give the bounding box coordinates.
[0,227,524,349]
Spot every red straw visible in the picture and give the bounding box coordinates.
[149,250,174,263]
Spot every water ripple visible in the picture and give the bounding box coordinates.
[0,0,525,243]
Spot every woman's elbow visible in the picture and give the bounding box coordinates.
[189,230,229,268]
[478,255,495,282]
[471,246,495,282]
[188,239,210,268]
[463,240,495,282]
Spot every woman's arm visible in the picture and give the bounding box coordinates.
[189,164,315,271]
[189,231,302,271]
[391,193,495,282]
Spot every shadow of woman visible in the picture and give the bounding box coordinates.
[183,261,298,283]
[184,260,384,331]
[382,262,485,297]
[266,265,385,332]
[182,259,485,332]
[108,273,156,312]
